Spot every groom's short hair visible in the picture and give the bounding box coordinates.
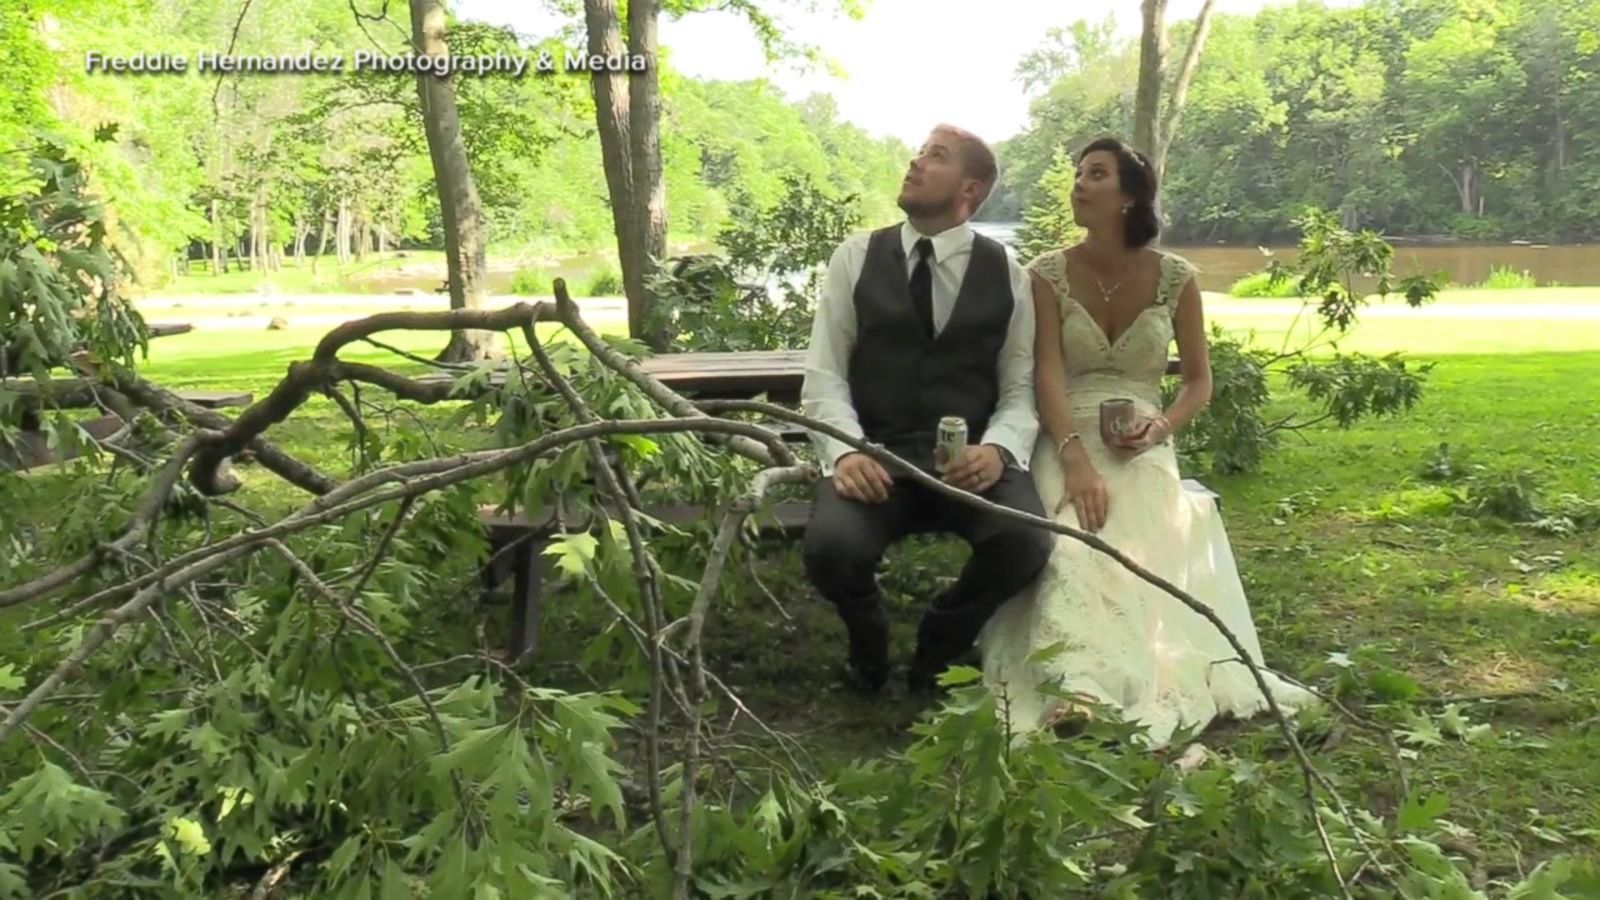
[933,124,998,212]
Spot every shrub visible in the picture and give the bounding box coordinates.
[583,263,622,297]
[1229,269,1302,298]
[643,173,861,352]
[1169,208,1444,475]
[508,267,553,296]
[1478,265,1537,289]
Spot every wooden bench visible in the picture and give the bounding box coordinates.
[477,472,1220,662]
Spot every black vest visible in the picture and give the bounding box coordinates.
[846,225,1014,470]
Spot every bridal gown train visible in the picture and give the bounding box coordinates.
[976,249,1316,748]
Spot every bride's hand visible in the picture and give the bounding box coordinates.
[1058,453,1109,532]
[1112,414,1173,457]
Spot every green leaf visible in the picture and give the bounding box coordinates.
[0,665,22,693]
[544,533,599,578]
[753,789,785,838]
[380,859,413,900]
[1109,806,1153,830]
[1397,793,1450,832]
[184,721,230,763]
[165,816,211,857]
[571,741,626,828]
[937,665,981,687]
[1400,712,1444,748]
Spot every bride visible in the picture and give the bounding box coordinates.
[976,137,1316,747]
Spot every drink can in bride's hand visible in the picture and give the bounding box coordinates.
[1099,399,1137,445]
[935,416,968,471]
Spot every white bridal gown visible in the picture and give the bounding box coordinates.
[976,250,1317,748]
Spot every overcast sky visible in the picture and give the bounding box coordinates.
[455,0,1357,147]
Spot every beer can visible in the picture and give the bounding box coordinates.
[935,416,968,471]
[1099,398,1137,444]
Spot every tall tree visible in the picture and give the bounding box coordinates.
[1132,0,1169,158]
[1132,0,1219,181]
[584,0,667,349]
[411,0,494,361]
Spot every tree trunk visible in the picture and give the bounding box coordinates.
[627,0,667,348]
[1461,162,1476,215]
[353,211,367,261]
[1154,0,1216,183]
[1132,0,1169,159]
[411,0,495,361]
[313,208,332,274]
[336,197,351,266]
[584,0,667,350]
[1553,92,1566,174]
[211,198,224,275]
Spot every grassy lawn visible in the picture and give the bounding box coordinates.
[9,294,1599,883]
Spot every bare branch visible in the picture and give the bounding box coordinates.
[1155,0,1217,178]
[211,0,258,117]
[520,321,678,864]
[106,369,336,495]
[674,463,812,895]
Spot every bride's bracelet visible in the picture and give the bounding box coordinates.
[1056,432,1082,456]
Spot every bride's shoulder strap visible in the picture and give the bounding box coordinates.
[1156,250,1200,316]
[1025,249,1071,303]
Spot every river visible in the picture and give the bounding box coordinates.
[969,221,1600,291]
[352,223,1599,296]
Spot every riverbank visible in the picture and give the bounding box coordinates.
[149,238,1600,300]
[128,286,1600,361]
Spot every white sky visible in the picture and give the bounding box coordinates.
[455,0,1357,147]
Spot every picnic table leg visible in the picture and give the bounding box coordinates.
[479,533,511,605]
[507,537,549,662]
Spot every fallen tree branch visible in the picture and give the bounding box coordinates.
[675,464,813,897]
[105,368,336,496]
[520,320,681,865]
[548,279,790,469]
[0,416,789,742]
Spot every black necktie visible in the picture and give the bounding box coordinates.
[909,237,935,337]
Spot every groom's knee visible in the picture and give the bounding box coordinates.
[802,524,881,601]
[982,522,1052,587]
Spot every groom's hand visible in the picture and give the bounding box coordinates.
[942,444,1004,493]
[834,452,893,503]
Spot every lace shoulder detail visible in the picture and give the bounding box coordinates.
[1156,251,1198,317]
[1026,250,1071,312]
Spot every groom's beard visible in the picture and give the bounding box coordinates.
[897,193,958,220]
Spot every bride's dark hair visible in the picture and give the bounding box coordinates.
[1077,137,1161,249]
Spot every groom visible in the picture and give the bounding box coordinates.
[800,124,1052,695]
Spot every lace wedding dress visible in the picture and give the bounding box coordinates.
[976,250,1316,748]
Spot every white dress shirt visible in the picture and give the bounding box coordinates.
[801,220,1039,475]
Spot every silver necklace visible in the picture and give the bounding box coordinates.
[1093,273,1123,303]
